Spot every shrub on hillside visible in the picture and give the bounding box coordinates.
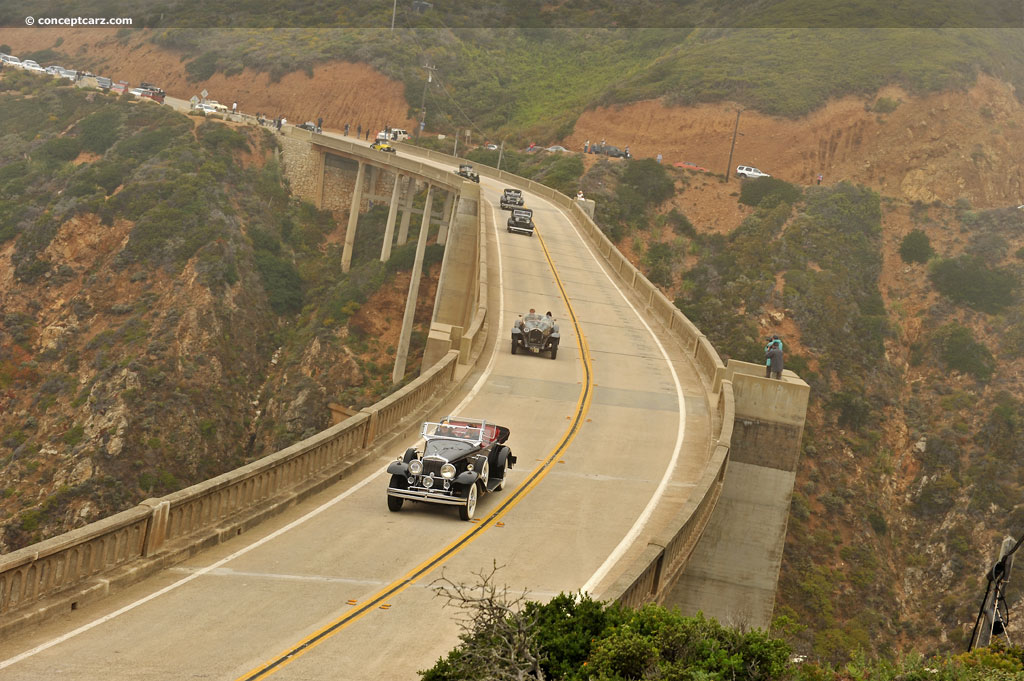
[933,322,994,381]
[254,251,304,314]
[739,177,802,208]
[929,256,1017,313]
[899,229,933,264]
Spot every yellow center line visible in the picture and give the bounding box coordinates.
[236,225,594,681]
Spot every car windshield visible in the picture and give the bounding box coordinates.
[423,438,477,461]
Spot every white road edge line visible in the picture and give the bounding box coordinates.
[0,191,507,672]
[539,198,687,596]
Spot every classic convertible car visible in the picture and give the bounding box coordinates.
[512,311,559,359]
[454,164,480,183]
[386,418,516,520]
[507,208,535,236]
[500,188,524,210]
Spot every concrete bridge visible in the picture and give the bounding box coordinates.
[0,127,808,679]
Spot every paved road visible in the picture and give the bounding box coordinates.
[0,147,712,680]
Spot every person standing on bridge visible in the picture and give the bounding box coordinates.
[764,335,784,379]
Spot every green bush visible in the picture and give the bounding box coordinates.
[871,96,901,113]
[929,256,1017,313]
[914,472,959,517]
[899,229,933,264]
[254,251,304,314]
[933,322,995,381]
[76,110,121,154]
[739,177,803,208]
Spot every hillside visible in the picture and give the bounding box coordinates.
[3,24,1024,664]
[0,69,440,551]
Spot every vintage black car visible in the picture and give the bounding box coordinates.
[512,312,559,359]
[500,188,524,210]
[455,164,480,183]
[386,418,515,520]
[507,208,535,236]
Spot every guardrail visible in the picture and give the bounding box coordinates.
[0,155,491,633]
[395,143,733,605]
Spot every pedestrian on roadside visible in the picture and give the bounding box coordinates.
[656,152,662,164]
[275,117,281,131]
[624,145,630,158]
[232,101,238,113]
[584,139,590,153]
[345,123,350,136]
[357,123,362,138]
[817,173,823,185]
[365,129,370,140]
[317,116,323,133]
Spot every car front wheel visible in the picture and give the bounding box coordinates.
[511,340,518,354]
[387,474,406,512]
[459,482,478,520]
[550,346,557,359]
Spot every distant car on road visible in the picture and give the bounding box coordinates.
[20,60,45,73]
[484,143,498,150]
[500,188,524,211]
[736,165,770,179]
[370,140,397,153]
[546,145,570,152]
[455,164,480,182]
[674,161,709,172]
[0,54,20,67]
[507,208,535,236]
[386,417,516,520]
[193,102,219,114]
[297,121,317,131]
[45,65,65,75]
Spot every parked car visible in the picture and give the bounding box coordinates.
[736,165,770,179]
[0,54,20,67]
[111,80,128,95]
[95,76,112,89]
[193,102,219,114]
[297,121,317,131]
[386,417,516,520]
[506,208,535,236]
[546,145,570,152]
[602,145,627,158]
[484,143,498,150]
[674,161,709,172]
[58,68,78,80]
[512,311,559,359]
[370,140,397,153]
[455,164,480,183]
[20,60,45,73]
[44,65,64,75]
[499,188,524,210]
[387,128,410,141]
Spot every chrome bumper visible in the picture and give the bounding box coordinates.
[387,486,464,507]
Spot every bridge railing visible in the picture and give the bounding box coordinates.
[394,144,732,604]
[0,148,491,632]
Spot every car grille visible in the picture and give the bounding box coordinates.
[528,329,544,345]
[421,458,445,476]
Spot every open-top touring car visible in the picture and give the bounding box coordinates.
[512,312,559,358]
[500,188,524,210]
[507,208,535,236]
[455,164,480,182]
[386,418,516,520]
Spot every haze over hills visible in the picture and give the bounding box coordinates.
[2,6,1024,664]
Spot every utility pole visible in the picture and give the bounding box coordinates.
[391,0,397,30]
[969,536,1016,651]
[725,108,742,182]
[497,140,504,171]
[416,64,435,140]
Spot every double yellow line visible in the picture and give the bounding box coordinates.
[237,225,595,680]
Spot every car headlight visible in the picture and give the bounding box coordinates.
[441,463,456,479]
[466,463,474,472]
[409,460,422,476]
[422,476,433,488]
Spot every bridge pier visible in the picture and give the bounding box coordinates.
[380,172,404,262]
[666,360,808,630]
[397,176,416,245]
[342,161,366,273]
[393,185,435,384]
[437,190,454,246]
